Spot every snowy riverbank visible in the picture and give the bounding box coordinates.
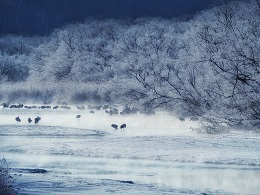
[1,107,260,194]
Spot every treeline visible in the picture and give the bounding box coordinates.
[0,0,259,131]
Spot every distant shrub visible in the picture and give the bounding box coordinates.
[0,157,17,195]
[193,118,229,134]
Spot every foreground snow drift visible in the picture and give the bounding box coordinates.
[0,108,260,194]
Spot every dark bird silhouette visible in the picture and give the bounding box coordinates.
[179,117,185,122]
[120,124,126,129]
[28,118,32,123]
[34,116,41,124]
[76,115,81,119]
[15,116,21,123]
[76,105,86,110]
[53,106,59,109]
[111,124,118,130]
[60,105,71,110]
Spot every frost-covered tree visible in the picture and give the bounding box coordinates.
[112,19,177,108]
[0,35,33,83]
[69,20,121,83]
[112,18,212,116]
[29,20,124,83]
[28,32,59,82]
[192,0,260,128]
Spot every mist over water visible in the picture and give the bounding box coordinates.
[1,107,260,194]
[0,106,197,136]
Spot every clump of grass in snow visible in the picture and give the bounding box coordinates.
[0,157,17,195]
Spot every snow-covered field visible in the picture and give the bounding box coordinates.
[0,106,260,194]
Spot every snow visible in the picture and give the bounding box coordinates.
[0,106,260,194]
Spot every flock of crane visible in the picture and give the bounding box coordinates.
[3,103,129,130]
[75,114,127,130]
[15,114,126,130]
[15,116,41,124]
[111,123,126,130]
[7,102,198,130]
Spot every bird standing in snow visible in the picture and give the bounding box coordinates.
[111,124,118,130]
[35,116,41,124]
[120,124,126,129]
[28,118,32,123]
[15,116,21,123]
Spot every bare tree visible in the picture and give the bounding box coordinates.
[195,0,260,128]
